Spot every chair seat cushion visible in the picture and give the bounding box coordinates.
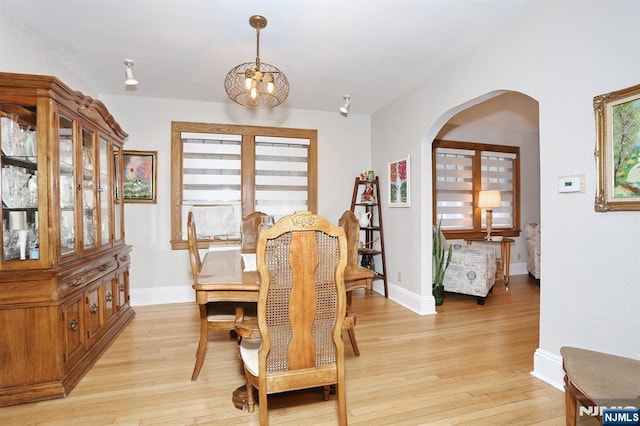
[561,346,640,405]
[239,338,262,376]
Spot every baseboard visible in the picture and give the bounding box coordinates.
[130,286,194,306]
[530,347,565,391]
[384,281,437,315]
[510,261,527,276]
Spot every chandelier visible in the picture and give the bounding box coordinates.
[224,15,289,109]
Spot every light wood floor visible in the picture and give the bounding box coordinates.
[1,275,571,425]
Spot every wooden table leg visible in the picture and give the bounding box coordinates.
[501,240,511,285]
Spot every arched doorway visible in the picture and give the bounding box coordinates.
[429,91,539,280]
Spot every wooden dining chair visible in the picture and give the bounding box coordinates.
[241,211,268,253]
[338,210,368,356]
[187,211,255,381]
[235,211,348,425]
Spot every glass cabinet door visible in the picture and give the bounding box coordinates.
[1,106,39,262]
[113,145,122,243]
[59,115,76,256]
[81,127,97,250]
[98,136,110,247]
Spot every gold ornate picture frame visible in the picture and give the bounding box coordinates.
[594,83,640,211]
[122,150,157,203]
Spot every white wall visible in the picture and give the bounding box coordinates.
[371,0,640,388]
[0,11,93,95]
[100,95,372,304]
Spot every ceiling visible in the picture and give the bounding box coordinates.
[1,0,537,115]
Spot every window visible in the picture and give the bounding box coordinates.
[432,140,520,239]
[170,122,317,249]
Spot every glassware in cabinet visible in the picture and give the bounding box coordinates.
[98,136,110,246]
[113,145,122,243]
[59,115,76,256]
[1,105,40,261]
[81,127,97,250]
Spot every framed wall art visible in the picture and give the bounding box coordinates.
[122,150,157,203]
[388,155,410,207]
[594,83,640,211]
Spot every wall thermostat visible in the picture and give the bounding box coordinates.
[558,174,585,193]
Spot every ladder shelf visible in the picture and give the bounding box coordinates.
[350,176,388,298]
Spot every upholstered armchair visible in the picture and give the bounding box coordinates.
[443,241,497,305]
[525,223,540,280]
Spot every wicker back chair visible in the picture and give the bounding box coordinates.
[187,211,254,381]
[338,210,367,356]
[187,211,202,279]
[241,211,268,253]
[339,210,360,273]
[236,211,348,425]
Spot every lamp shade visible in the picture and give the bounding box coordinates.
[478,190,502,209]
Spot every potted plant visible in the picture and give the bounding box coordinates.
[432,219,452,306]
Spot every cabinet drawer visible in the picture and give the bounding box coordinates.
[59,258,118,298]
[116,253,130,268]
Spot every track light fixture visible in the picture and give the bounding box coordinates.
[124,59,138,86]
[224,15,289,109]
[340,95,351,115]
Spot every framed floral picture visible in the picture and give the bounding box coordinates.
[388,155,410,207]
[122,150,157,203]
[594,83,640,211]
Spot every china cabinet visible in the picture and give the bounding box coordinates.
[0,72,134,406]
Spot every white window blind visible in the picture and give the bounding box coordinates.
[181,132,242,238]
[179,132,311,236]
[434,148,474,229]
[434,144,518,232]
[171,122,317,248]
[481,151,516,229]
[255,136,310,218]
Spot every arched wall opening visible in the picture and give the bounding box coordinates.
[422,89,540,304]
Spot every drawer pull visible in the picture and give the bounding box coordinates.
[90,303,99,314]
[70,319,79,332]
[106,292,113,302]
[97,263,109,272]
[118,255,129,262]
[68,278,83,287]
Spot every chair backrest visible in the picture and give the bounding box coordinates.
[241,211,268,252]
[256,211,347,379]
[187,211,201,279]
[338,210,360,272]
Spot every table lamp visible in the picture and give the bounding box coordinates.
[478,190,502,241]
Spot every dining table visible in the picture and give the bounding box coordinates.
[192,246,375,304]
[192,245,375,409]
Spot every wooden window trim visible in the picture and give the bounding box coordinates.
[432,139,521,240]
[170,121,318,250]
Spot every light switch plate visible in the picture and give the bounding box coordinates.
[558,174,585,193]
